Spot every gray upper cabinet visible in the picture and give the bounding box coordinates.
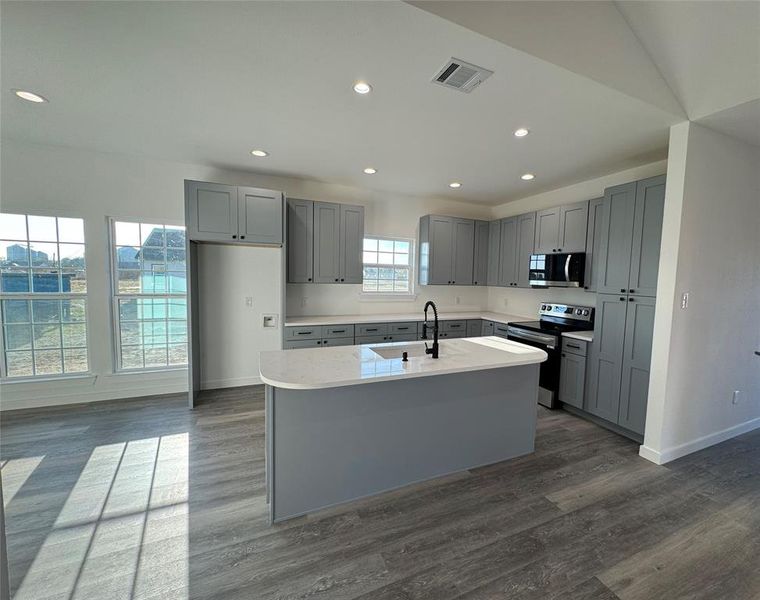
[473,220,489,286]
[585,293,628,423]
[498,217,518,287]
[534,207,560,254]
[584,197,604,292]
[486,220,501,286]
[313,202,342,283]
[418,215,474,286]
[287,199,313,283]
[618,295,656,435]
[238,186,283,245]
[597,181,637,294]
[340,204,364,284]
[628,175,666,297]
[558,201,589,253]
[312,201,364,284]
[516,212,536,288]
[186,181,239,242]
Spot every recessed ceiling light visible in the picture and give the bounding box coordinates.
[353,81,372,95]
[514,128,529,138]
[363,167,377,174]
[14,89,47,103]
[250,149,269,157]
[449,182,462,189]
[521,173,535,181]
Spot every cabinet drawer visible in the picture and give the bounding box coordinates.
[389,322,418,334]
[442,320,467,333]
[387,333,417,343]
[356,323,389,336]
[466,320,482,337]
[283,339,322,349]
[322,324,355,339]
[284,326,321,340]
[355,334,389,345]
[494,323,510,338]
[321,337,354,347]
[562,337,588,357]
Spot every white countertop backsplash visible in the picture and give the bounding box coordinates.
[284,310,531,327]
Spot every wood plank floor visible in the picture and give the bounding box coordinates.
[2,385,759,600]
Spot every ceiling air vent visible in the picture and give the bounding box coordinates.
[432,58,493,93]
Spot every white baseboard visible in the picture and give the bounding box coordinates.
[200,375,262,391]
[639,416,760,465]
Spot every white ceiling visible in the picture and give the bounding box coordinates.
[2,1,682,205]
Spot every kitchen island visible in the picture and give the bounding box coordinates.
[259,336,547,522]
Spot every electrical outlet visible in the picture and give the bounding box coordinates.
[262,314,278,328]
[455,296,461,305]
[732,390,742,405]
[245,296,254,308]
[503,298,509,308]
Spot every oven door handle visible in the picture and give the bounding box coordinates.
[507,327,558,348]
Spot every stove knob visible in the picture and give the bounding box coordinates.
[582,309,590,316]
[576,309,582,315]
[541,304,547,310]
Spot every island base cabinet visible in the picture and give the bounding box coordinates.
[266,365,539,522]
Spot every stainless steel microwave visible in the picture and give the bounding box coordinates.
[528,253,585,288]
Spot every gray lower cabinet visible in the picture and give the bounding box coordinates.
[473,221,489,286]
[494,323,510,338]
[482,320,495,336]
[418,215,474,285]
[283,339,323,349]
[583,197,604,292]
[559,352,586,409]
[467,319,482,337]
[534,201,588,254]
[322,324,355,338]
[186,180,283,244]
[321,337,354,347]
[486,220,501,286]
[287,199,314,283]
[312,201,365,284]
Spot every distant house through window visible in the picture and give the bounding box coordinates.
[110,220,187,371]
[0,213,88,378]
[362,237,414,295]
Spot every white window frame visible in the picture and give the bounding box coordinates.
[0,213,90,380]
[360,235,417,300]
[108,218,188,373]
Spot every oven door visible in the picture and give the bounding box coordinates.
[506,326,560,409]
[529,253,585,288]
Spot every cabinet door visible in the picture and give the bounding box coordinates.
[584,293,627,422]
[428,216,454,285]
[597,182,636,295]
[534,207,560,254]
[628,175,665,297]
[516,212,536,288]
[237,187,283,244]
[339,204,364,283]
[313,202,341,283]
[286,199,313,283]
[558,200,588,253]
[185,181,238,242]
[486,220,501,286]
[618,295,656,435]
[473,220,489,286]
[482,320,495,336]
[559,352,586,409]
[498,217,517,286]
[451,218,474,285]
[584,197,604,292]
[466,320,482,337]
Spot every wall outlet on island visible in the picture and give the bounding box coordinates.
[245,296,254,308]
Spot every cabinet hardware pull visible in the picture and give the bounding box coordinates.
[619,297,625,301]
[240,235,245,240]
[334,278,339,282]
[629,298,635,302]
[340,278,344,282]
[297,331,313,335]
[562,353,566,357]
[232,235,237,239]
[620,288,626,293]
[567,344,580,349]
[629,289,635,293]
[317,340,321,344]
[307,278,312,281]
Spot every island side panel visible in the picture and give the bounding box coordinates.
[270,365,539,522]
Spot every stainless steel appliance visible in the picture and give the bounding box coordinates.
[507,302,594,409]
[528,253,585,288]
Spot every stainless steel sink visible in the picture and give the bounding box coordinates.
[369,343,428,360]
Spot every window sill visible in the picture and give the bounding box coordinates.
[1,373,96,385]
[359,293,418,302]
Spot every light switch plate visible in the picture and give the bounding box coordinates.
[262,314,278,328]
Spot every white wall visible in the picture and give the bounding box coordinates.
[641,122,760,464]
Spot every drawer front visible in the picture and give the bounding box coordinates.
[494,323,510,338]
[356,323,389,336]
[562,337,588,357]
[482,320,495,336]
[443,320,467,333]
[283,339,322,349]
[354,334,389,345]
[466,319,482,337]
[387,333,417,343]
[284,326,321,340]
[389,321,418,334]
[321,337,354,347]
[322,324,355,339]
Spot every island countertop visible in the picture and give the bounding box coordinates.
[260,336,548,390]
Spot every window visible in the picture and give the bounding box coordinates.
[110,220,187,371]
[362,237,414,294]
[0,214,88,378]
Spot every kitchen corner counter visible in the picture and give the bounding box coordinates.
[284,310,531,327]
[562,330,594,343]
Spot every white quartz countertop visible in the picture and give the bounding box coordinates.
[562,330,594,342]
[284,311,531,327]
[260,336,548,390]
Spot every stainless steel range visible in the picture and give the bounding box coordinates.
[507,302,594,409]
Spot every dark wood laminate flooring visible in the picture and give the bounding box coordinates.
[2,385,759,600]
